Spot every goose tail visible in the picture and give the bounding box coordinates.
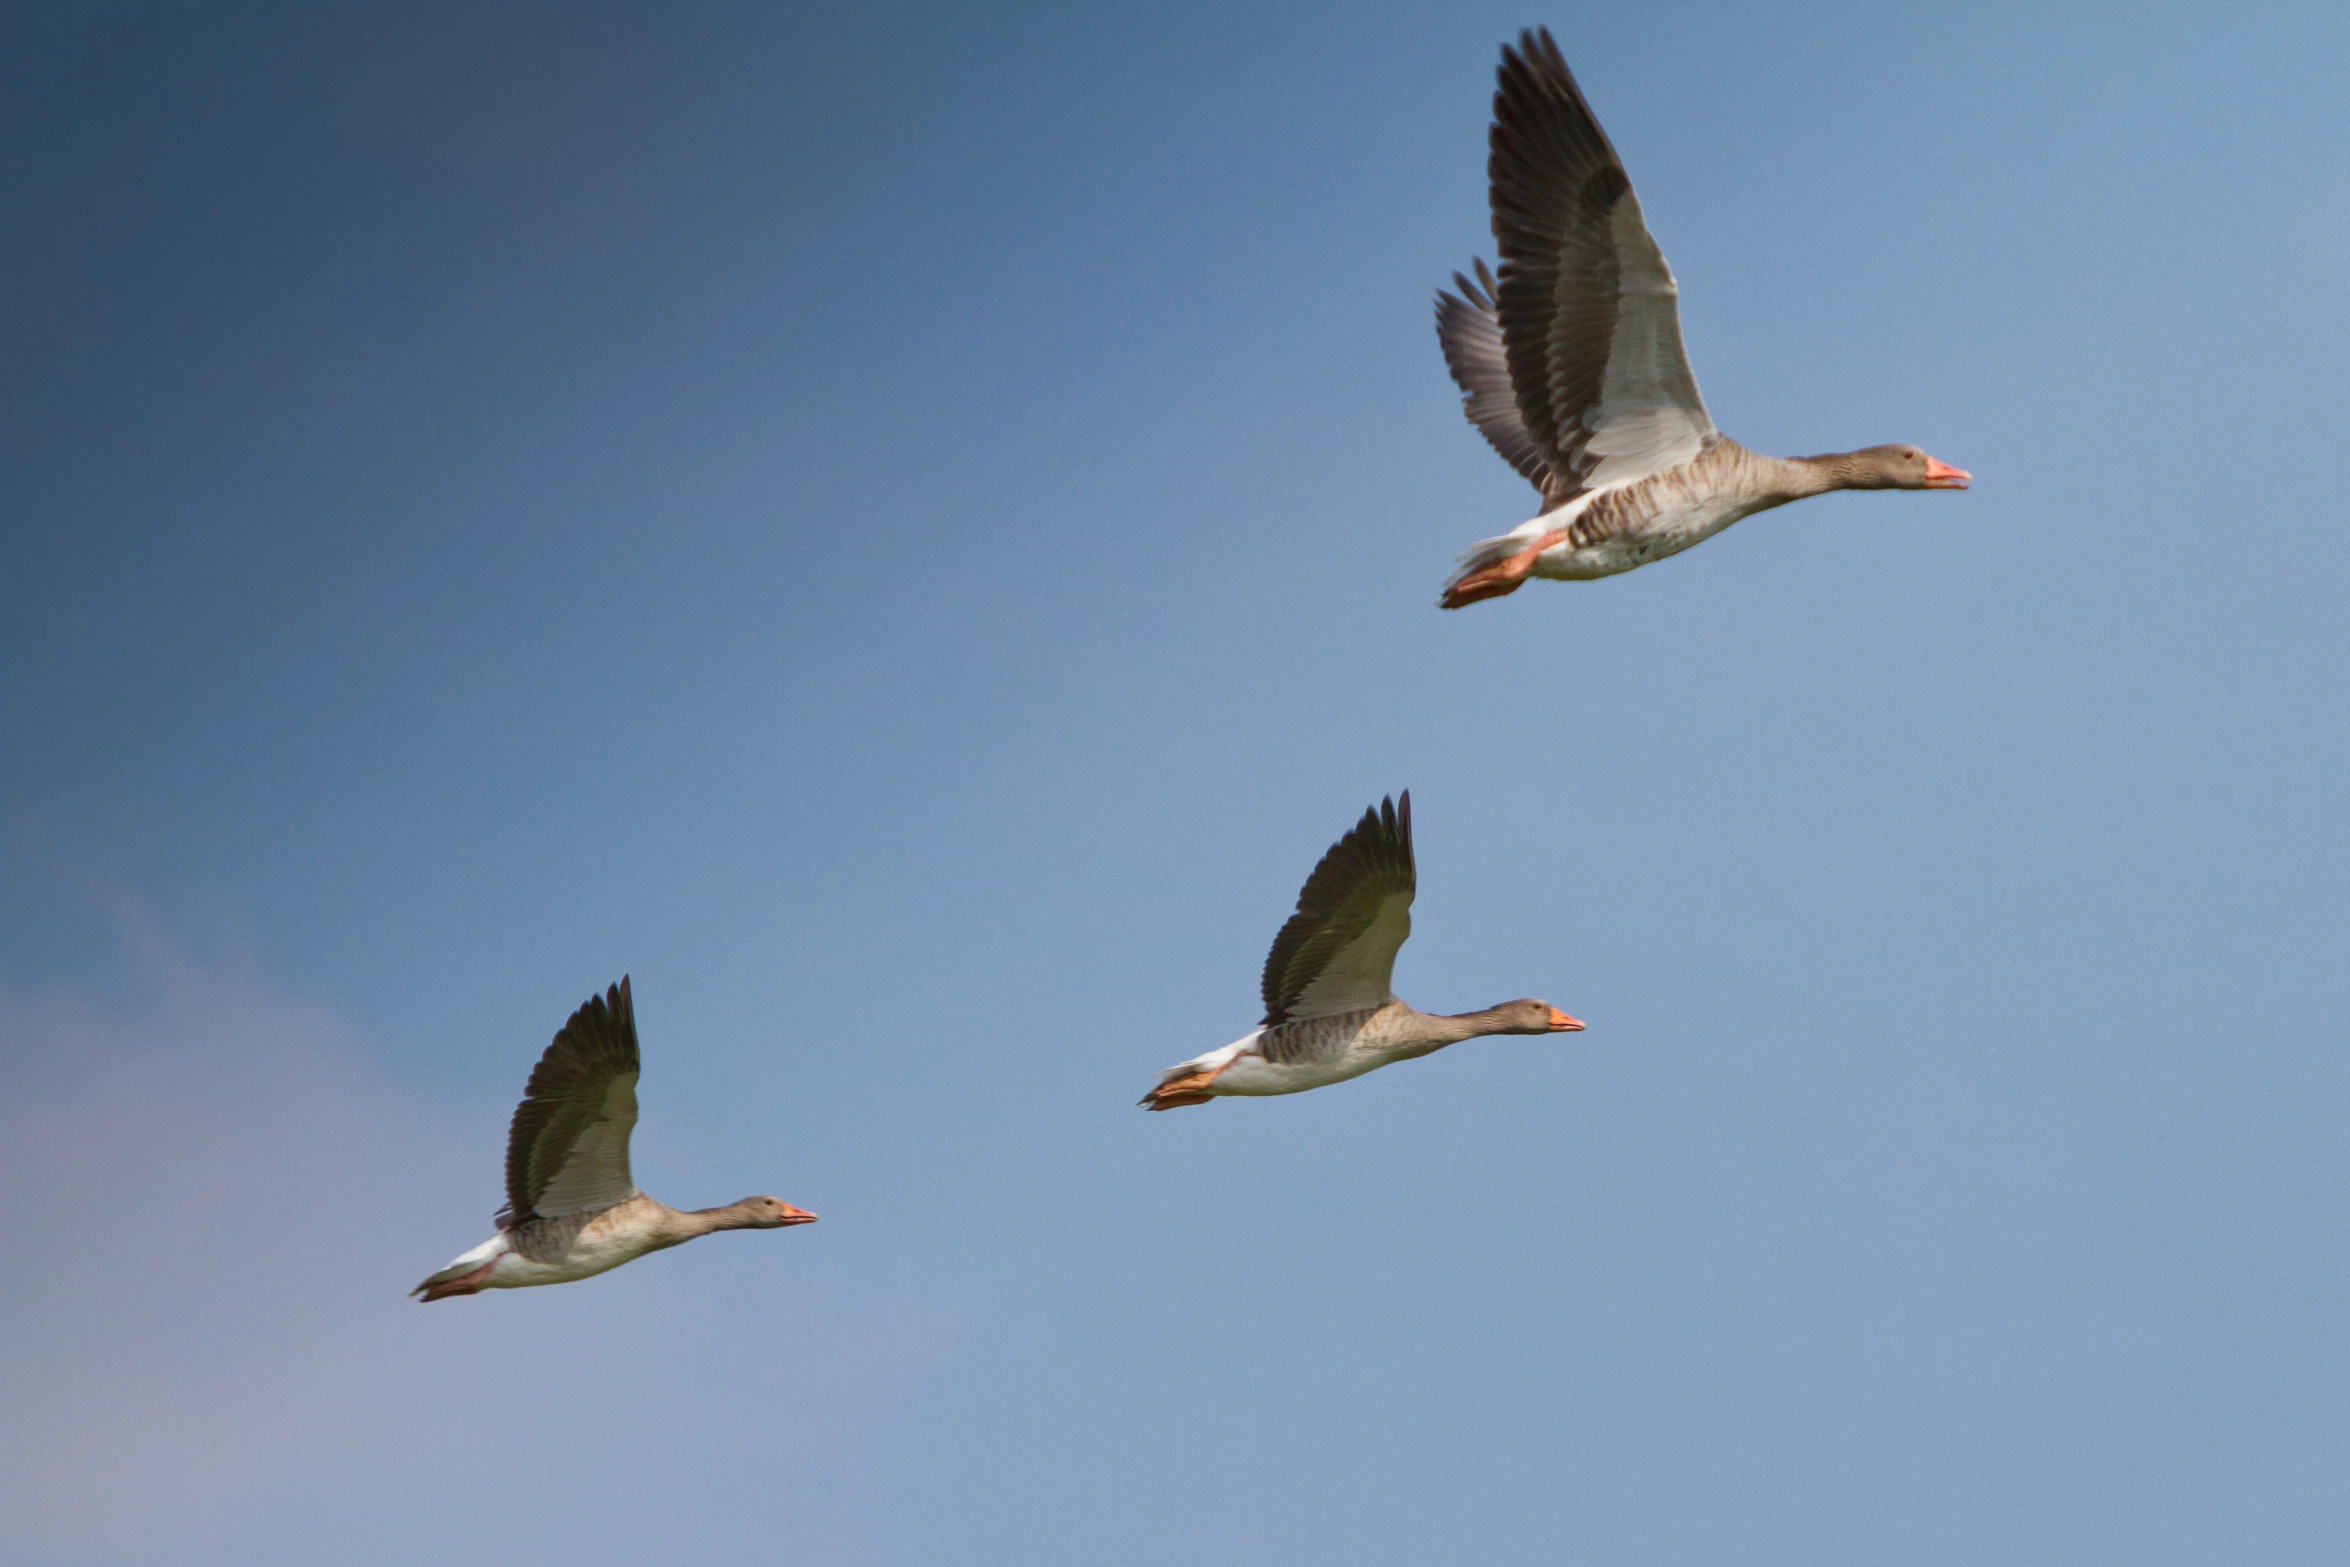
[411,1233,509,1301]
[1138,1037,1253,1111]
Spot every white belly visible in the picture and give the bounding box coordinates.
[1210,1049,1381,1097]
[484,1221,664,1289]
[486,1248,625,1289]
[1530,491,1763,581]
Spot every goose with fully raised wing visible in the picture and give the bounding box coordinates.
[1434,28,1968,609]
[412,977,814,1302]
[1140,793,1584,1109]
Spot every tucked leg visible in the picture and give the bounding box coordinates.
[1440,529,1569,609]
[1140,1071,1219,1111]
[417,1258,498,1302]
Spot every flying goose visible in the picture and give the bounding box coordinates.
[1434,28,1968,609]
[413,977,814,1302]
[1140,793,1584,1109]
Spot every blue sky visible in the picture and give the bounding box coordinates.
[5,2,2349,1562]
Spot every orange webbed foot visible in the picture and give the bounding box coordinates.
[416,1259,497,1302]
[1140,1072,1219,1111]
[1439,529,1569,609]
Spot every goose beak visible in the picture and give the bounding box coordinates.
[779,1205,819,1225]
[1547,1009,1586,1032]
[1922,457,1971,489]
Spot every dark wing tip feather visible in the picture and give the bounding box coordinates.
[1489,29,1624,231]
[1258,793,1417,1025]
[1485,27,1635,491]
[1442,259,1499,314]
[499,976,642,1225]
[1434,260,1554,491]
[1499,28,1586,114]
[1491,28,1627,225]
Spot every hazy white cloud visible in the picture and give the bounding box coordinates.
[0,881,963,1566]
[0,890,510,1562]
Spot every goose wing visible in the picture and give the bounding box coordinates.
[500,977,642,1225]
[1260,794,1416,1026]
[1436,258,1556,496]
[1489,27,1714,501]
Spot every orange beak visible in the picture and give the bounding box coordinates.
[1922,457,1971,489]
[1547,1009,1586,1032]
[779,1205,819,1225]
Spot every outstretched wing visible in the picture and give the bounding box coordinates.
[1260,794,1416,1026]
[1436,257,1555,497]
[1488,27,1714,499]
[501,977,642,1224]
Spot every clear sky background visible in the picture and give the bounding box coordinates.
[5,2,2348,1562]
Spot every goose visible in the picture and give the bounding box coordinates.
[1434,28,1968,609]
[1140,793,1584,1109]
[412,977,814,1302]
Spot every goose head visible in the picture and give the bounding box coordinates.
[1839,444,1971,490]
[732,1196,820,1228]
[1486,998,1586,1035]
